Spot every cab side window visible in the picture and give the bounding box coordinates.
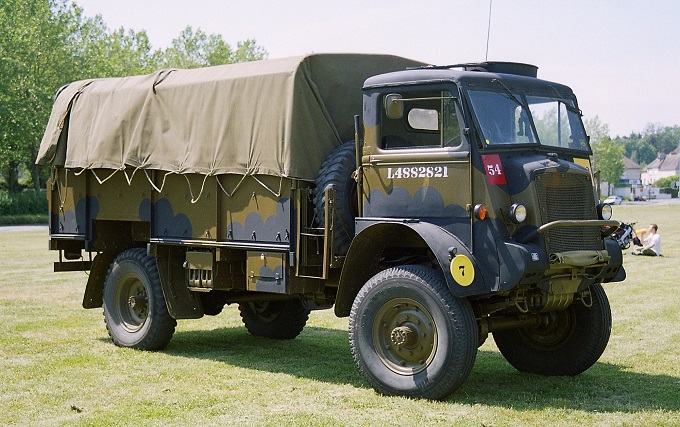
[381,90,464,150]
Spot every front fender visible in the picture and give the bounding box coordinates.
[334,219,488,317]
[602,238,626,283]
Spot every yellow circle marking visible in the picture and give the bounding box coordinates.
[450,254,474,287]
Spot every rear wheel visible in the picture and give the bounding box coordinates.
[238,299,310,339]
[103,248,176,350]
[493,284,611,375]
[349,265,478,399]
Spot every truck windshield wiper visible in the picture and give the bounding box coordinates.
[491,78,526,109]
[491,79,534,142]
[563,102,582,116]
[547,85,583,116]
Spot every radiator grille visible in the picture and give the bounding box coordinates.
[535,172,601,253]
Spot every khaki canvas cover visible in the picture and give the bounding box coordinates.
[37,54,425,181]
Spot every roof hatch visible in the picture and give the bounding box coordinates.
[421,61,539,78]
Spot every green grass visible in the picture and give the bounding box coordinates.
[1,203,679,426]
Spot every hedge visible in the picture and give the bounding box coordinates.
[0,190,49,219]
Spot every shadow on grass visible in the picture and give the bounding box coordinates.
[458,350,680,411]
[166,325,364,388]
[163,326,679,412]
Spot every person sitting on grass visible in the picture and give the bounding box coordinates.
[633,223,662,256]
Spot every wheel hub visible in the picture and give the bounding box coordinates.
[390,326,417,347]
[373,298,437,375]
[128,294,147,311]
[521,310,574,349]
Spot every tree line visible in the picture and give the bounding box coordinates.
[0,0,266,194]
[586,117,680,194]
[2,1,678,196]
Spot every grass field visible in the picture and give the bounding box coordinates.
[1,203,679,426]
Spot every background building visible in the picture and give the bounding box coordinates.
[641,147,680,185]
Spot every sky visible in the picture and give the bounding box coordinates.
[75,0,680,138]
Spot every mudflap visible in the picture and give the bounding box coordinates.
[155,246,204,319]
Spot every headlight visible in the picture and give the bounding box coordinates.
[597,203,613,220]
[509,203,527,223]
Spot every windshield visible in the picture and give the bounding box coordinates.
[468,89,589,152]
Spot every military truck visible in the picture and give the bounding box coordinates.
[37,53,625,400]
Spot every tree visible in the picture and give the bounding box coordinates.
[654,175,679,188]
[592,137,625,195]
[159,26,266,69]
[75,17,159,78]
[231,39,268,64]
[632,141,657,166]
[583,115,610,145]
[0,0,81,191]
[613,124,680,169]
[641,124,680,157]
[0,2,267,194]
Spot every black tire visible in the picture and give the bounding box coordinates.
[493,284,611,376]
[313,141,358,255]
[238,299,310,339]
[103,248,176,350]
[199,291,228,316]
[349,265,478,399]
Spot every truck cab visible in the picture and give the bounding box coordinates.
[334,62,624,398]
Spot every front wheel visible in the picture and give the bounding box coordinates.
[349,265,478,400]
[493,284,611,375]
[103,248,176,350]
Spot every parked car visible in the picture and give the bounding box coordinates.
[604,195,622,205]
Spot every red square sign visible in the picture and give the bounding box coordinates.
[481,154,507,185]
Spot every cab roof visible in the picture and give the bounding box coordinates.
[363,63,574,98]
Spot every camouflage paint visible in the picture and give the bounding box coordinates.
[49,168,294,247]
[49,169,90,236]
[46,62,624,321]
[341,72,624,302]
[247,251,287,293]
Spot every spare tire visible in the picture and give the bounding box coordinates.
[313,141,358,255]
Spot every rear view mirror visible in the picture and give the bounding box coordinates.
[385,94,404,119]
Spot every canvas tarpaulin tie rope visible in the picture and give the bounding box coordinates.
[143,169,172,194]
[86,167,124,185]
[152,69,176,94]
[122,167,142,185]
[60,166,288,205]
[252,175,284,198]
[183,173,210,204]
[216,173,248,198]
[52,167,68,210]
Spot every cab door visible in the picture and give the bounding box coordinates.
[361,87,472,244]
